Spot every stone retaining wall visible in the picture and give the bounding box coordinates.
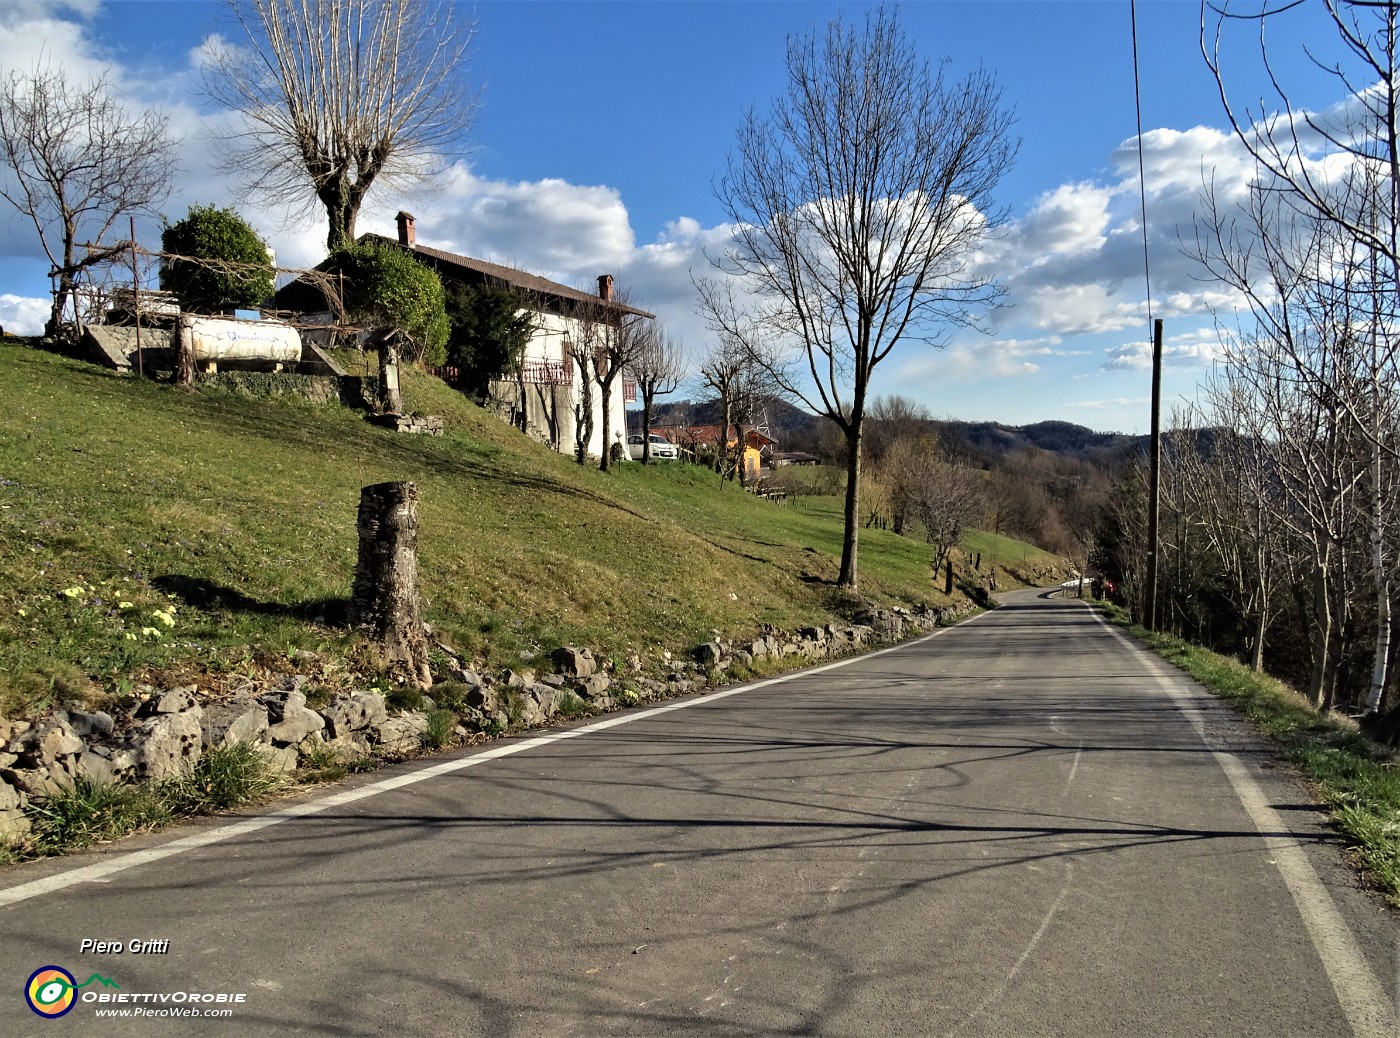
[0,602,973,845]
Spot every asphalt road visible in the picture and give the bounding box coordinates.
[2,589,1395,1037]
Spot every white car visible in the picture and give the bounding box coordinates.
[627,433,679,460]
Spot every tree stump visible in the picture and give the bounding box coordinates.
[349,481,431,687]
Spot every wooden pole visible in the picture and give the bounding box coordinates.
[1144,318,1163,631]
[130,217,143,377]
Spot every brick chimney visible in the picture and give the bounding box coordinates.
[597,274,614,302]
[396,211,416,247]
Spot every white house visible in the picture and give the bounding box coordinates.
[275,211,651,460]
[385,212,648,460]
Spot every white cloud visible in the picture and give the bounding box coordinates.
[1018,181,1114,257]
[0,293,49,335]
[1101,330,1227,371]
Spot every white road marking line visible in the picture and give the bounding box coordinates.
[1085,607,1395,1038]
[0,614,985,909]
[945,860,1074,1037]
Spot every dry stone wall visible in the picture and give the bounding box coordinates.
[0,601,973,845]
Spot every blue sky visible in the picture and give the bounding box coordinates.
[0,0,1356,431]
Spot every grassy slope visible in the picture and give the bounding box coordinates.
[0,343,1064,717]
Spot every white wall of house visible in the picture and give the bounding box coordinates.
[507,309,629,461]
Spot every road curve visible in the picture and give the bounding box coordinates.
[1,588,1394,1037]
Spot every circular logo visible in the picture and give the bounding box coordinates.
[25,966,77,1018]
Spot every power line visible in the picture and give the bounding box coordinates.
[1131,0,1154,327]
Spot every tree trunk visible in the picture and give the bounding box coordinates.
[599,377,613,472]
[640,394,653,464]
[349,481,432,688]
[322,179,365,251]
[1309,559,1331,709]
[839,423,862,590]
[1365,446,1392,715]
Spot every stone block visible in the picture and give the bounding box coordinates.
[75,748,135,786]
[18,721,85,768]
[374,712,429,754]
[450,668,483,688]
[530,684,561,717]
[64,709,115,739]
[129,711,202,782]
[321,733,373,760]
[267,704,326,746]
[201,698,269,748]
[3,766,73,798]
[693,642,722,667]
[0,777,30,842]
[320,693,387,739]
[552,646,597,678]
[136,686,199,718]
[261,689,308,724]
[575,674,612,700]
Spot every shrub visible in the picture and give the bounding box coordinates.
[386,685,426,712]
[329,241,450,366]
[554,691,594,719]
[430,680,470,711]
[160,205,274,313]
[444,283,533,398]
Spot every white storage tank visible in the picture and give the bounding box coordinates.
[180,315,302,371]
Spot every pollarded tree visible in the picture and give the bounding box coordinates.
[700,5,1016,591]
[207,0,478,250]
[587,287,653,473]
[160,205,274,314]
[0,65,176,336]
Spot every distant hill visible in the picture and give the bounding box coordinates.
[936,420,1148,468]
[642,401,1147,469]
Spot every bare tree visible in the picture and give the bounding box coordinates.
[0,65,176,337]
[567,320,598,466]
[632,326,685,464]
[699,336,772,485]
[865,394,933,468]
[1203,0,1400,715]
[589,287,652,473]
[207,0,478,250]
[700,5,1015,590]
[918,453,985,576]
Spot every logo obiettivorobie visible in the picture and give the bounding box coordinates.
[24,966,120,1018]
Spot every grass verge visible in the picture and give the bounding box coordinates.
[16,742,286,858]
[1097,602,1400,904]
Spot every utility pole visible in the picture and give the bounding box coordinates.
[1144,318,1163,631]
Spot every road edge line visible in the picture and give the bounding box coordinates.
[1084,607,1394,1038]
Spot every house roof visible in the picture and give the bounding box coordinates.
[660,424,778,448]
[362,233,656,320]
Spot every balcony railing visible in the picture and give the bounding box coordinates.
[520,360,571,385]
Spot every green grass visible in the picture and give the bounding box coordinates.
[163,742,285,814]
[1098,603,1400,904]
[21,742,284,857]
[0,341,1061,718]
